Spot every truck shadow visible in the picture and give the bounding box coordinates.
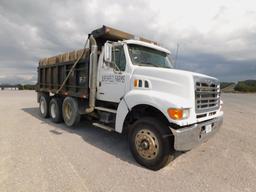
[22,107,184,169]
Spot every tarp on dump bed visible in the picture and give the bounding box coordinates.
[91,25,158,45]
[39,48,89,66]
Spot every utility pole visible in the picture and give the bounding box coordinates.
[174,43,180,67]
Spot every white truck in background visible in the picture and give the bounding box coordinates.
[37,26,223,170]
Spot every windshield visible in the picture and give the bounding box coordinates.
[128,44,173,69]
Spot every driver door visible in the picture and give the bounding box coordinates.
[97,44,127,103]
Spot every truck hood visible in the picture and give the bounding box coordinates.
[132,66,217,101]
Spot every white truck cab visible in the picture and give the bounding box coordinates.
[37,26,223,170]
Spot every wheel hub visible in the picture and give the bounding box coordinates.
[40,100,46,114]
[50,103,56,118]
[64,103,72,120]
[140,140,150,150]
[135,129,159,160]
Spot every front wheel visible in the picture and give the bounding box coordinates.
[128,117,173,170]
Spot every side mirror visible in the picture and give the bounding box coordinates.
[104,42,112,63]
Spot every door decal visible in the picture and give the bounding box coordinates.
[102,74,125,84]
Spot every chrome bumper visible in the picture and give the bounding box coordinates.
[170,116,223,151]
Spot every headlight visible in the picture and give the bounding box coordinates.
[167,108,190,120]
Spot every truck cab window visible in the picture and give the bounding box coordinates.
[128,44,173,69]
[112,46,126,71]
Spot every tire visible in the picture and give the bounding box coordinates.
[128,117,173,170]
[62,97,80,127]
[39,94,49,118]
[49,98,63,123]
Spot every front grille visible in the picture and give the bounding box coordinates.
[194,77,220,113]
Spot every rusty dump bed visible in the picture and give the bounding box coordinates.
[39,48,89,66]
[38,54,90,98]
[37,25,157,98]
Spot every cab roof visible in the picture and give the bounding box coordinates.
[124,39,170,54]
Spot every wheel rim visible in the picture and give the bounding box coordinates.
[40,99,46,114]
[135,129,159,160]
[64,102,72,120]
[50,103,56,118]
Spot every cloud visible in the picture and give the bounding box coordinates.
[0,73,36,84]
[0,0,256,84]
[177,52,256,81]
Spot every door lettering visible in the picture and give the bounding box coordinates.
[102,74,125,84]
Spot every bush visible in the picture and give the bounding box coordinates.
[234,80,256,92]
[18,84,36,90]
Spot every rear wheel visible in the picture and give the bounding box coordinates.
[39,94,49,118]
[49,98,63,123]
[62,97,80,127]
[128,117,173,170]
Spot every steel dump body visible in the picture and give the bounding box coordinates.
[38,54,90,98]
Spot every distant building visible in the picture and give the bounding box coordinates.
[0,85,19,90]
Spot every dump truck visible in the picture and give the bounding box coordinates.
[36,25,223,170]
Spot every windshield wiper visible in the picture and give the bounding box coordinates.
[137,63,160,67]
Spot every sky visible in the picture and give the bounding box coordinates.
[0,0,256,84]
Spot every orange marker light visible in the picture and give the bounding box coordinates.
[168,108,183,120]
[134,79,138,87]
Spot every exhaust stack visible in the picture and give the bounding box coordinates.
[85,35,98,113]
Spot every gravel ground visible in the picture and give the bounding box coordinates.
[0,91,256,192]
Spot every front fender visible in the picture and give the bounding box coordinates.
[115,90,193,133]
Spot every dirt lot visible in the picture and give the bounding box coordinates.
[0,91,256,192]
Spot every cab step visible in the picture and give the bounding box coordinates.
[92,123,114,132]
[95,106,117,113]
